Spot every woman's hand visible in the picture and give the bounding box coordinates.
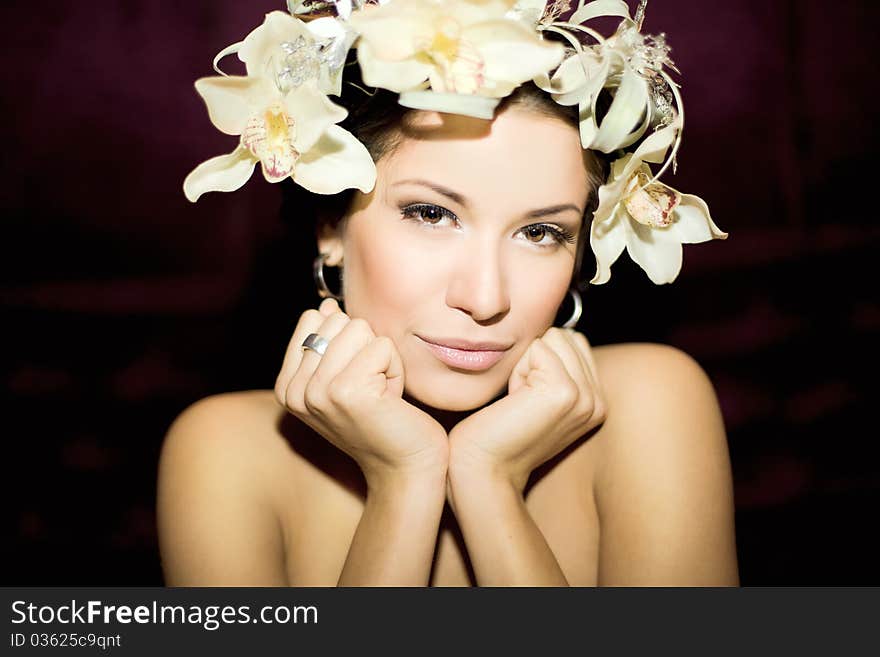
[447,327,607,494]
[275,298,449,488]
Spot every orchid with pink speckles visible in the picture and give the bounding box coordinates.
[184,11,375,202]
[184,1,730,285]
[589,119,727,285]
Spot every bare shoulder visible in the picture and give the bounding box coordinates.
[587,341,733,488]
[588,341,728,467]
[156,390,294,585]
[591,340,710,393]
[159,390,290,481]
[586,341,739,585]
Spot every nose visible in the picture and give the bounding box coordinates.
[445,236,511,324]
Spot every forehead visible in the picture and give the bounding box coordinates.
[379,108,591,209]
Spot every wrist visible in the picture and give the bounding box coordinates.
[360,435,449,493]
[446,464,526,526]
[448,443,528,496]
[447,455,526,500]
[363,460,448,497]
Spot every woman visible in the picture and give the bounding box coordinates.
[157,1,738,586]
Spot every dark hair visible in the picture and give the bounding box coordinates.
[280,51,610,293]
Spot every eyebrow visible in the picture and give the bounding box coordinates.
[392,178,584,219]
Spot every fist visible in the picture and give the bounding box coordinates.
[274,298,449,484]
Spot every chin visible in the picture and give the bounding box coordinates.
[404,375,506,412]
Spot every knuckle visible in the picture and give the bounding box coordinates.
[577,392,606,424]
[592,399,607,424]
[284,385,306,416]
[327,378,355,406]
[575,396,596,421]
[302,380,327,414]
[554,380,579,411]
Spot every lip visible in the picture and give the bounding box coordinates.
[416,335,511,372]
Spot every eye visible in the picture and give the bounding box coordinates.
[519,223,577,248]
[400,203,459,227]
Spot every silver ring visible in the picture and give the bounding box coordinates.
[301,333,329,357]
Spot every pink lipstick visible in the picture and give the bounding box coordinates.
[416,335,510,371]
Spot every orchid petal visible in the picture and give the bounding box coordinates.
[449,0,515,25]
[194,76,271,136]
[356,39,432,92]
[328,0,354,21]
[465,21,565,84]
[348,5,428,60]
[591,64,649,153]
[578,96,600,150]
[548,51,606,105]
[592,166,630,225]
[505,0,546,26]
[306,16,358,96]
[398,90,500,119]
[183,145,257,202]
[623,215,684,284]
[532,69,552,92]
[578,69,613,151]
[614,101,652,150]
[285,83,348,153]
[668,193,729,244]
[294,124,377,194]
[619,121,681,181]
[589,209,627,284]
[630,116,682,165]
[239,10,313,78]
[570,0,632,24]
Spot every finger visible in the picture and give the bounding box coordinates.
[541,328,591,390]
[318,297,339,317]
[509,336,570,393]
[275,298,341,395]
[295,310,352,382]
[561,329,600,397]
[570,331,604,398]
[334,335,405,400]
[275,308,326,403]
[311,318,375,389]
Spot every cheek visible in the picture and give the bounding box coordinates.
[509,261,571,329]
[343,219,435,332]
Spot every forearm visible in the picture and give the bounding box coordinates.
[337,468,446,586]
[447,466,569,586]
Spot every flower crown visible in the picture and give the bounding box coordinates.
[184,0,727,284]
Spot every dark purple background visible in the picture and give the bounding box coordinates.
[2,0,877,584]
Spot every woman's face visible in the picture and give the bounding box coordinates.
[318,106,592,411]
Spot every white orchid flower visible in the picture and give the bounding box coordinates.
[347,0,565,118]
[588,121,728,284]
[184,12,376,202]
[237,10,354,97]
[536,1,677,153]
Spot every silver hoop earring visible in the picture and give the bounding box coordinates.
[559,287,583,329]
[313,253,344,302]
